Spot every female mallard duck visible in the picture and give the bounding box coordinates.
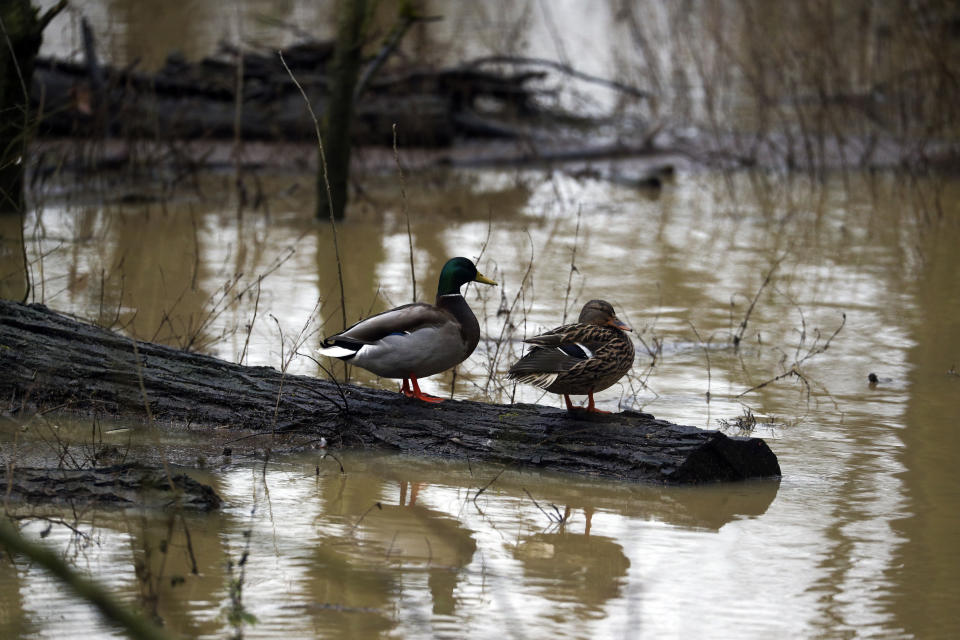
[317,257,497,402]
[507,300,634,413]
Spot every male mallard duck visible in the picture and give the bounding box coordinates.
[317,257,497,402]
[507,300,634,413]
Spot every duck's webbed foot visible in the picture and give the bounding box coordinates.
[585,393,611,413]
[407,375,444,403]
[564,393,611,413]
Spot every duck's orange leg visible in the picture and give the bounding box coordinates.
[585,393,610,414]
[401,378,415,398]
[564,393,609,413]
[409,375,444,403]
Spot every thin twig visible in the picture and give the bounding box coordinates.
[561,207,581,325]
[354,9,440,98]
[239,276,262,364]
[523,488,560,523]
[349,501,383,533]
[733,256,784,348]
[392,123,417,302]
[687,321,713,402]
[279,50,348,375]
[472,468,505,503]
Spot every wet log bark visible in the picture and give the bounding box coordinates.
[0,299,780,484]
[0,463,221,511]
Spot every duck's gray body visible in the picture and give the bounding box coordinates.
[318,293,480,379]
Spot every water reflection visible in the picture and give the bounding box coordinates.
[892,197,960,638]
[512,523,629,620]
[0,554,32,638]
[12,0,957,634]
[16,165,959,636]
[0,213,28,301]
[0,449,787,639]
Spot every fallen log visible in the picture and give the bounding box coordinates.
[0,299,780,484]
[31,42,557,147]
[0,463,221,511]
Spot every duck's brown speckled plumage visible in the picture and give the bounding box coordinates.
[507,300,634,411]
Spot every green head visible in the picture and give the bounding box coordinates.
[437,257,497,296]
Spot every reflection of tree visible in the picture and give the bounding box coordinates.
[890,215,960,638]
[0,213,27,301]
[99,205,216,350]
[0,550,34,637]
[305,545,396,639]
[314,215,386,335]
[124,510,230,637]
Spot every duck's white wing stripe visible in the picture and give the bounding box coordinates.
[512,372,559,389]
[316,345,357,359]
[558,342,593,359]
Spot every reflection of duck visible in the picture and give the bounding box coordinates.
[362,485,478,616]
[398,480,421,506]
[508,300,634,412]
[867,372,893,389]
[308,475,478,630]
[318,257,496,402]
[373,489,476,567]
[512,529,630,614]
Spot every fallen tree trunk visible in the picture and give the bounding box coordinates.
[31,42,556,148]
[0,299,780,484]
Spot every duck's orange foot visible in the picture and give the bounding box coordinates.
[564,393,611,413]
[412,391,444,403]
[401,376,445,403]
[566,406,611,414]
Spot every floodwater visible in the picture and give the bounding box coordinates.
[3,166,959,638]
[1,0,958,638]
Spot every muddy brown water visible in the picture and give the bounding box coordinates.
[1,166,958,638]
[1,1,957,637]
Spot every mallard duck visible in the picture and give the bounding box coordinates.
[507,300,634,413]
[317,257,497,402]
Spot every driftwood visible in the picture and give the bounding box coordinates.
[0,299,780,484]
